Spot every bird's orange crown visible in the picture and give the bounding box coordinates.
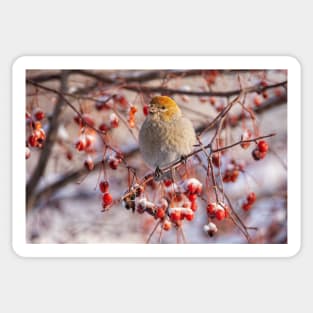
[149,96,181,121]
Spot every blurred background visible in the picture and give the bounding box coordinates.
[26,69,287,244]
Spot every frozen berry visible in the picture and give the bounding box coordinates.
[215,209,226,221]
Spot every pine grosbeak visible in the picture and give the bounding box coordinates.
[139,96,196,178]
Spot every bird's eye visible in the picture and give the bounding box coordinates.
[162,106,166,110]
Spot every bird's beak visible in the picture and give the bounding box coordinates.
[148,106,157,114]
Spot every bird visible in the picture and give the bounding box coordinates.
[139,95,196,180]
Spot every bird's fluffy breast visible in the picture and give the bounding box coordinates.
[139,116,196,168]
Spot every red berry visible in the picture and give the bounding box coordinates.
[274,88,283,97]
[64,151,72,161]
[109,158,119,170]
[209,97,216,105]
[188,193,197,202]
[215,209,225,221]
[257,140,269,153]
[187,183,197,194]
[190,201,198,212]
[28,135,37,147]
[33,121,42,130]
[110,113,119,128]
[102,192,113,207]
[262,91,268,99]
[184,211,194,221]
[99,123,109,132]
[207,203,216,215]
[230,170,240,182]
[85,136,93,149]
[116,95,128,107]
[99,181,109,193]
[163,220,171,231]
[212,154,221,167]
[170,210,182,222]
[155,208,165,219]
[254,95,262,106]
[34,110,45,121]
[247,192,256,204]
[143,105,149,116]
[82,114,95,127]
[252,148,266,161]
[242,202,252,211]
[163,179,173,187]
[75,139,86,151]
[84,157,94,171]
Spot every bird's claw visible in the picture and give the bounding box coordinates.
[154,166,163,181]
[180,155,188,163]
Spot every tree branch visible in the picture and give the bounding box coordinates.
[26,71,69,211]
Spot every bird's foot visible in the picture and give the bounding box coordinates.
[154,166,164,181]
[180,154,188,164]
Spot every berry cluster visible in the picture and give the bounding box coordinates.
[28,121,46,149]
[206,202,229,221]
[252,140,269,161]
[108,152,123,170]
[241,192,257,211]
[74,113,95,128]
[26,109,47,159]
[222,160,244,183]
[99,180,113,211]
[75,133,95,153]
[122,178,203,232]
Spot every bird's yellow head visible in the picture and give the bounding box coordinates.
[149,96,181,122]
